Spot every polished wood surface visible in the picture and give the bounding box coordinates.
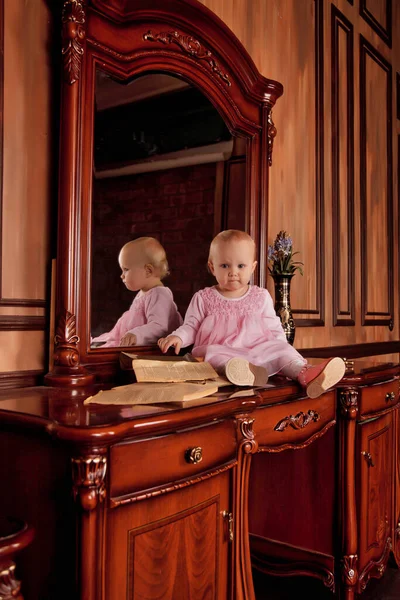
[0,361,398,598]
[0,374,332,600]
[248,361,400,599]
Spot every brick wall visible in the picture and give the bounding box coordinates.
[91,163,217,336]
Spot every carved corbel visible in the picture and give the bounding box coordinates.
[267,109,277,166]
[340,388,359,420]
[62,0,86,84]
[45,309,95,386]
[53,309,80,368]
[238,417,258,455]
[0,562,21,600]
[72,455,107,511]
[342,554,358,587]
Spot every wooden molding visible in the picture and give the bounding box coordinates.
[0,370,44,390]
[299,341,400,359]
[360,0,392,48]
[291,0,324,326]
[359,36,393,328]
[0,316,45,331]
[331,6,355,327]
[396,73,400,120]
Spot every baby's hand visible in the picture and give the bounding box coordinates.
[158,335,182,354]
[119,333,137,347]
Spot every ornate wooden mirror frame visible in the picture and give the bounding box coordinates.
[45,0,283,386]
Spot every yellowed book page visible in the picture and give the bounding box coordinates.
[114,375,231,392]
[132,360,218,383]
[84,381,218,405]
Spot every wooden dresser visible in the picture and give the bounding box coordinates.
[0,361,398,600]
[248,361,400,600]
[0,376,334,600]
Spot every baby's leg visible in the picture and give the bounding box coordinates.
[280,358,308,379]
[225,358,268,387]
[279,351,345,398]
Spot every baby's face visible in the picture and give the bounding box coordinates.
[208,239,257,296]
[118,248,148,292]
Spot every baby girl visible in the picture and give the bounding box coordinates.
[158,229,345,398]
[92,237,182,347]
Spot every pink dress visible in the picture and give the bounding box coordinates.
[92,286,183,347]
[170,286,305,376]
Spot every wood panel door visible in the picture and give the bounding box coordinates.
[393,407,400,566]
[105,471,233,600]
[357,412,393,590]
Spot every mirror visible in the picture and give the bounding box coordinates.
[90,70,248,345]
[45,0,282,386]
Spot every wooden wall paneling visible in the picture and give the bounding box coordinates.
[360,0,392,48]
[291,0,325,327]
[359,36,393,329]
[331,6,355,326]
[397,72,400,120]
[0,0,48,335]
[0,369,43,389]
[398,134,400,337]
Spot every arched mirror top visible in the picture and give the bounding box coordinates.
[47,0,283,386]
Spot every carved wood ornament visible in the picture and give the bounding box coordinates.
[239,417,258,455]
[274,410,320,431]
[53,309,80,367]
[62,0,86,84]
[340,388,359,419]
[0,562,21,600]
[267,110,277,166]
[72,455,107,511]
[342,554,358,587]
[143,30,231,86]
[358,536,391,592]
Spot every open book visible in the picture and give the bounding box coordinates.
[119,351,197,370]
[131,358,219,383]
[84,380,221,406]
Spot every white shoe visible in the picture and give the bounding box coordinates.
[225,358,268,387]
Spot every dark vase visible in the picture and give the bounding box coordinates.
[272,273,296,345]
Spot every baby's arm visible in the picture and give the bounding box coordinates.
[261,289,288,341]
[119,332,137,346]
[122,288,177,346]
[158,291,205,353]
[158,335,183,354]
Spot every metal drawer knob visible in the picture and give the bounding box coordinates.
[362,451,375,467]
[385,392,396,402]
[185,447,203,464]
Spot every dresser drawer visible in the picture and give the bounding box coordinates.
[255,392,336,450]
[358,379,399,417]
[109,419,237,500]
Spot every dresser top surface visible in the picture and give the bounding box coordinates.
[0,361,396,443]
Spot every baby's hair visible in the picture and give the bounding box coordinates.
[209,229,257,261]
[121,237,170,280]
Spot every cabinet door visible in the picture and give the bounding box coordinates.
[358,412,393,574]
[105,471,232,600]
[393,408,400,566]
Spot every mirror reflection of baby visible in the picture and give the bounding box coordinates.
[91,237,182,348]
[158,229,345,398]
